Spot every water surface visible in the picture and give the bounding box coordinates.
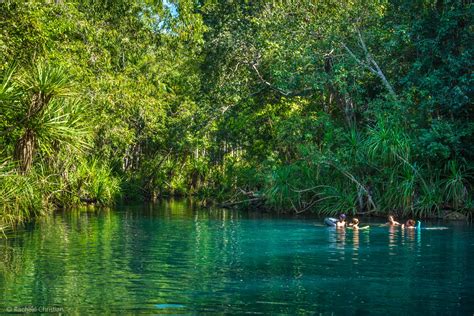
[1,201,473,314]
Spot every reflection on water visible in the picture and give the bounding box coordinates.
[0,200,473,314]
[388,225,400,257]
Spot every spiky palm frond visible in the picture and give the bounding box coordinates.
[366,118,411,164]
[19,61,75,100]
[11,61,91,172]
[0,64,22,106]
[36,98,92,155]
[315,184,358,216]
[413,181,442,218]
[443,160,472,209]
[0,161,45,227]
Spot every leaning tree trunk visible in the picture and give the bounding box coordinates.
[15,128,36,173]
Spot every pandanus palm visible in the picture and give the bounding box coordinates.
[10,62,90,172]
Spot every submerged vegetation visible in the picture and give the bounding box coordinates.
[0,0,472,226]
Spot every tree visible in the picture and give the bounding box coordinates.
[11,62,89,172]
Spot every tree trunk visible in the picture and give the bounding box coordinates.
[15,129,36,173]
[342,29,397,99]
[14,92,46,173]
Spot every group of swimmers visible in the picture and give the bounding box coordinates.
[334,214,418,230]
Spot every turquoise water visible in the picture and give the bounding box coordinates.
[0,200,473,314]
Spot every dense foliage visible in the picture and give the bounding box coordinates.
[0,0,472,226]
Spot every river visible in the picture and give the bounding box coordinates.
[0,200,473,314]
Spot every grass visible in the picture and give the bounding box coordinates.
[0,157,121,232]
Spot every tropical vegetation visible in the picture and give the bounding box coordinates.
[0,0,472,227]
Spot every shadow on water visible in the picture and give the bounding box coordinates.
[0,200,473,314]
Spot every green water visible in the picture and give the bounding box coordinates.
[1,201,473,314]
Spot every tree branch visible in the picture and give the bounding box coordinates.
[342,28,397,99]
[251,63,313,97]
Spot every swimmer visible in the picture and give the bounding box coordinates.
[348,218,370,230]
[386,215,401,226]
[349,218,360,229]
[402,219,416,229]
[336,214,346,228]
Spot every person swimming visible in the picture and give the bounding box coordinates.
[386,215,401,226]
[348,218,370,230]
[348,218,360,229]
[336,214,346,228]
[402,219,416,229]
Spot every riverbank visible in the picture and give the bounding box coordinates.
[1,189,471,235]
